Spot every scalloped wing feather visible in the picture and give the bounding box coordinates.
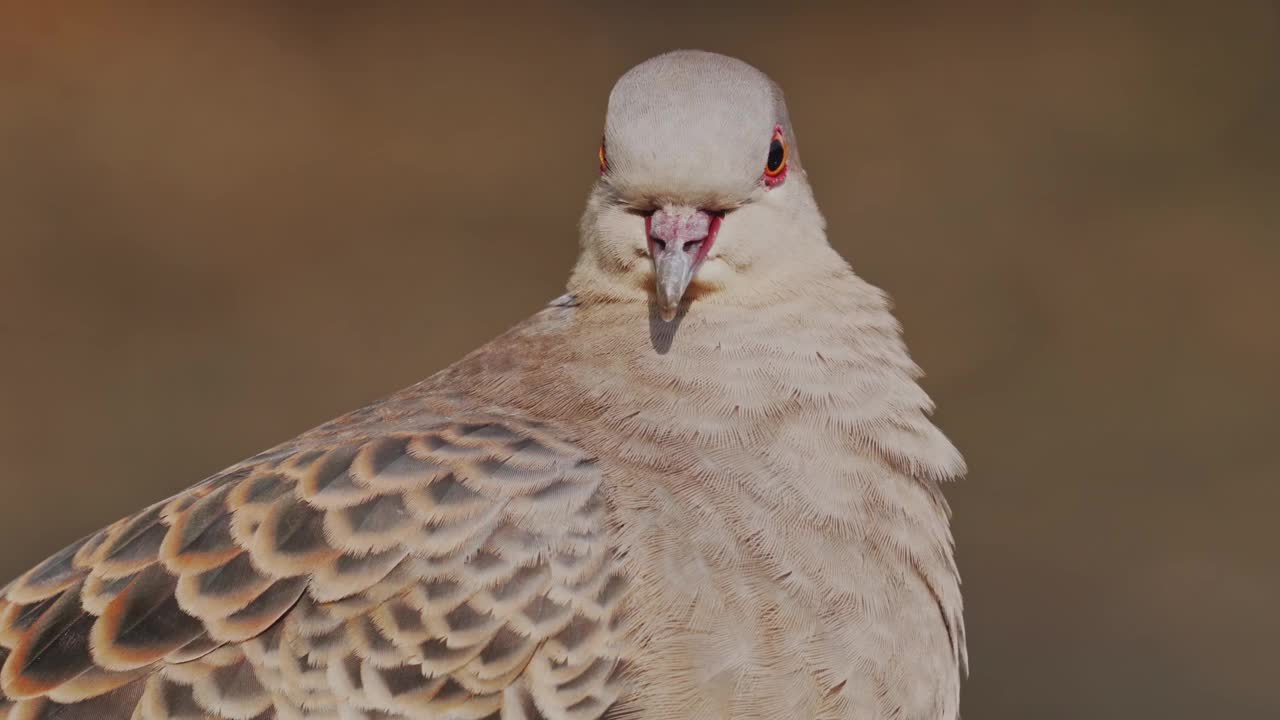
[0,415,623,720]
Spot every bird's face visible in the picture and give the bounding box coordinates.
[573,50,827,321]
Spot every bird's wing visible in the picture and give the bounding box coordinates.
[0,412,623,720]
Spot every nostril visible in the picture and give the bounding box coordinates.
[682,240,702,254]
[652,238,667,252]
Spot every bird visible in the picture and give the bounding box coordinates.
[0,50,966,720]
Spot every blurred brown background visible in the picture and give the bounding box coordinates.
[2,2,1277,717]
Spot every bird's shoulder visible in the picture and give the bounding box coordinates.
[0,361,624,719]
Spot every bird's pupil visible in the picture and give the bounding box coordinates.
[767,140,784,172]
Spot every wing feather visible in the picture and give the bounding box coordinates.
[1,411,624,719]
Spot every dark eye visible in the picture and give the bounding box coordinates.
[764,131,787,181]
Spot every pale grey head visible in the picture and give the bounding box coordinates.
[572,50,828,321]
[602,50,799,206]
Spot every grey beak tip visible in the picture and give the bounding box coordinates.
[652,249,696,323]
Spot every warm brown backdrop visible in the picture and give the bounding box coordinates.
[2,2,1277,718]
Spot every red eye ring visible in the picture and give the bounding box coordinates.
[598,138,608,174]
[763,126,787,187]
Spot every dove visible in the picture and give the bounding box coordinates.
[0,50,965,720]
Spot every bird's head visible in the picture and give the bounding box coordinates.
[571,50,831,321]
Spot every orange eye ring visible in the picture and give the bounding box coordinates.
[764,129,787,179]
[598,138,608,174]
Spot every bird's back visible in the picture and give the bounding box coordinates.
[0,328,627,719]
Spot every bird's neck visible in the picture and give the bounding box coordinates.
[440,268,963,488]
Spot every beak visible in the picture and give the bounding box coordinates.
[646,206,722,321]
